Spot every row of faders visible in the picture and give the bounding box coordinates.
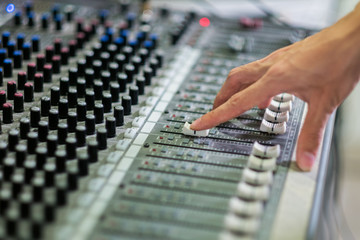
[260,93,295,134]
[220,141,280,240]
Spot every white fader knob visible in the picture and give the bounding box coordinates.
[237,182,270,201]
[228,197,264,217]
[251,141,280,158]
[247,155,277,171]
[224,213,260,234]
[273,93,295,102]
[182,122,209,137]
[260,119,286,134]
[264,108,289,123]
[242,168,273,185]
[268,99,292,112]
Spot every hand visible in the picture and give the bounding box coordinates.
[191,7,360,171]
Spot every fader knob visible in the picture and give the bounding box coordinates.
[66,137,77,160]
[106,116,116,138]
[14,93,24,113]
[67,112,77,133]
[55,149,66,173]
[3,59,12,78]
[78,153,89,176]
[48,109,59,130]
[57,123,68,145]
[8,129,19,151]
[24,83,34,102]
[17,72,27,90]
[30,106,41,127]
[38,121,49,142]
[86,114,96,135]
[22,43,31,60]
[47,135,58,157]
[75,126,86,147]
[43,64,53,83]
[27,62,36,80]
[7,81,16,100]
[19,117,30,139]
[32,35,40,52]
[129,86,139,105]
[121,95,131,115]
[114,105,124,126]
[77,101,87,121]
[2,103,13,124]
[15,145,27,167]
[40,96,50,116]
[34,73,44,92]
[27,132,38,154]
[51,86,60,106]
[87,140,98,163]
[94,103,104,124]
[96,128,107,150]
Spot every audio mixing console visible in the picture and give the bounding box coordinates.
[0,1,319,239]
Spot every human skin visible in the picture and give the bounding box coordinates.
[190,3,360,171]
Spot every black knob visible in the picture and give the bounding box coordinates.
[41,13,49,29]
[7,41,15,58]
[94,81,103,100]
[102,93,112,113]
[48,109,59,130]
[96,128,107,150]
[106,116,116,138]
[68,68,78,86]
[67,112,77,133]
[114,106,124,126]
[86,114,96,135]
[19,117,30,139]
[87,140,98,163]
[55,15,63,31]
[12,173,24,198]
[3,157,15,181]
[3,103,13,124]
[30,106,41,127]
[59,99,69,119]
[78,153,89,176]
[131,56,142,74]
[13,50,23,69]
[15,12,22,26]
[8,129,19,151]
[110,83,120,102]
[139,48,149,64]
[61,47,70,63]
[0,141,8,163]
[66,137,77,160]
[22,43,31,60]
[85,90,95,110]
[85,69,95,88]
[41,96,51,116]
[52,56,61,74]
[38,121,48,142]
[31,35,40,53]
[57,123,68,145]
[156,50,164,68]
[75,126,86,147]
[115,54,126,72]
[44,46,53,63]
[50,86,60,106]
[120,96,132,117]
[101,71,111,90]
[149,58,159,76]
[17,72,27,90]
[55,149,66,173]
[36,147,47,170]
[24,83,34,102]
[3,59,12,78]
[32,177,44,202]
[60,77,69,96]
[129,86,139,105]
[24,160,36,184]
[0,91,6,109]
[77,59,86,77]
[100,52,110,70]
[44,162,56,187]
[7,81,16,100]
[117,73,127,92]
[43,64,53,83]
[36,54,45,72]
[15,144,27,167]
[54,39,62,55]
[108,63,118,82]
[94,103,104,124]
[19,192,32,218]
[47,135,58,157]
[123,46,133,64]
[67,166,78,191]
[136,76,145,95]
[77,79,86,98]
[77,101,87,121]
[27,62,36,80]
[27,132,38,154]
[34,73,44,92]
[68,39,77,57]
[93,60,102,79]
[14,92,24,113]
[124,64,135,83]
[85,51,94,68]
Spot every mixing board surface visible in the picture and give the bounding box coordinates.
[0,1,312,239]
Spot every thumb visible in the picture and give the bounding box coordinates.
[296,103,331,171]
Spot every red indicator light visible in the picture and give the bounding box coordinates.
[199,17,210,27]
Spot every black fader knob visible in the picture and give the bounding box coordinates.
[13,93,24,113]
[121,95,131,115]
[55,149,66,173]
[36,54,45,71]
[66,137,77,160]
[7,81,16,100]
[24,83,34,102]
[34,73,44,92]
[27,62,36,80]
[57,123,68,145]
[68,68,78,86]
[48,109,59,130]
[96,128,107,150]
[87,140,98,163]
[136,76,145,95]
[94,103,104,124]
[43,64,53,83]
[78,153,89,176]
[15,144,27,167]
[3,59,12,78]
[19,117,30,139]
[85,90,95,110]
[68,89,78,108]
[27,132,38,155]
[102,93,112,113]
[3,103,13,124]
[8,129,19,151]
[50,86,60,106]
[38,121,49,142]
[86,114,96,135]
[77,101,87,121]
[30,106,41,127]
[67,112,77,133]
[40,96,50,117]
[129,86,139,105]
[106,116,116,138]
[47,135,58,157]
[75,126,86,147]
[114,105,124,126]
[60,77,69,96]
[110,83,120,102]
[101,71,111,90]
[17,72,27,90]
[117,73,127,92]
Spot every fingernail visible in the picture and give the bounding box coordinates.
[298,152,315,171]
[190,118,201,129]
